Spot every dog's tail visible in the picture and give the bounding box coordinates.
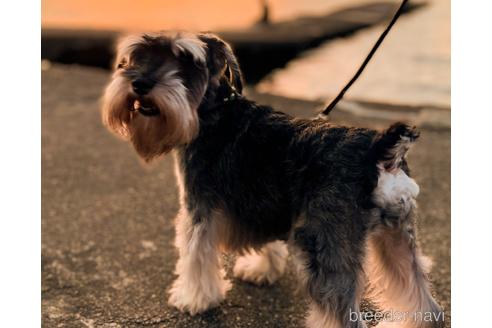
[369,122,420,219]
[369,122,419,171]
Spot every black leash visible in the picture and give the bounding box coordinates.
[321,0,408,116]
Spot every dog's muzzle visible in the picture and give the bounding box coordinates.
[130,99,160,117]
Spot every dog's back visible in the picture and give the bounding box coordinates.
[183,101,423,247]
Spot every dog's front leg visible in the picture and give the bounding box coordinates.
[168,207,231,314]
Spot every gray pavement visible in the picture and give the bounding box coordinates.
[258,0,450,109]
[42,64,450,327]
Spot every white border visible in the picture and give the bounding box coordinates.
[0,0,490,327]
[0,0,41,326]
[452,0,492,326]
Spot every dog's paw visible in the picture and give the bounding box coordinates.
[233,251,285,285]
[168,277,231,315]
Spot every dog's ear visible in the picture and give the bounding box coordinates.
[198,33,243,94]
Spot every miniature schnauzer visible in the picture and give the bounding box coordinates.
[101,31,443,328]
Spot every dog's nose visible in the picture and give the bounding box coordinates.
[132,78,154,95]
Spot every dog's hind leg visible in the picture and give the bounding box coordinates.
[365,216,444,328]
[290,211,369,328]
[233,240,289,285]
[168,207,231,315]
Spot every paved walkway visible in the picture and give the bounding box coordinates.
[258,0,450,109]
[42,64,450,327]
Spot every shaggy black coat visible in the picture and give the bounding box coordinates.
[178,81,406,258]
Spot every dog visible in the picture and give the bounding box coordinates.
[101,31,444,328]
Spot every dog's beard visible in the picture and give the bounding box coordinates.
[102,71,201,161]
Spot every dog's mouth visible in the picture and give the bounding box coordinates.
[132,99,160,117]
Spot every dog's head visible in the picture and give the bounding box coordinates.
[101,31,243,161]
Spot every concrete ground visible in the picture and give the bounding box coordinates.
[42,64,450,327]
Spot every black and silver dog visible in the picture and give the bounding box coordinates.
[102,31,443,328]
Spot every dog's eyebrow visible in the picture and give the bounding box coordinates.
[173,36,207,63]
[117,35,146,58]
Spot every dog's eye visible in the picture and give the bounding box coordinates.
[117,58,128,69]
